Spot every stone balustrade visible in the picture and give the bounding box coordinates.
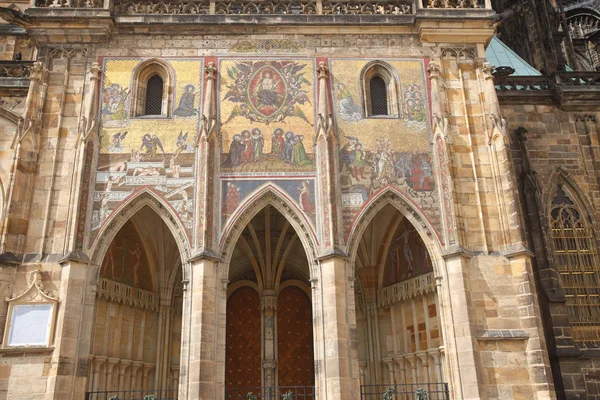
[377,272,436,308]
[0,61,34,78]
[29,0,493,14]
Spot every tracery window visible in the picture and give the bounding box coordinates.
[550,184,600,349]
[361,61,401,118]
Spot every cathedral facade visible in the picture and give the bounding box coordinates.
[0,0,598,399]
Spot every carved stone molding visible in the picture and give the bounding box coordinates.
[6,268,58,302]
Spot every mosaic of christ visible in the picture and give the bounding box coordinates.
[219,59,316,174]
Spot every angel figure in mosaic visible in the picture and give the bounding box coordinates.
[140,134,165,158]
[109,131,128,152]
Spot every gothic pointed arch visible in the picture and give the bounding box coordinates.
[219,184,318,272]
[90,190,192,274]
[547,168,600,348]
[347,187,443,278]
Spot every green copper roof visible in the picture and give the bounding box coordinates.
[486,36,542,76]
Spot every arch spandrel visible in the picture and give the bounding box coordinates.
[90,189,192,275]
[219,184,318,274]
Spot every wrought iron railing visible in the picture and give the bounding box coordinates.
[85,390,177,400]
[0,61,34,79]
[360,383,450,400]
[225,386,315,399]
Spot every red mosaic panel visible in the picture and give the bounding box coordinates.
[226,287,261,388]
[277,286,314,387]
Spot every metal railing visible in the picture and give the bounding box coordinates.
[225,386,315,399]
[360,383,450,400]
[84,390,177,400]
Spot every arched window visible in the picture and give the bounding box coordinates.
[369,76,388,116]
[144,75,164,116]
[550,184,600,349]
[130,59,174,118]
[361,61,401,118]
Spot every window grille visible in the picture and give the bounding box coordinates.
[550,185,600,349]
[369,76,388,116]
[144,75,164,116]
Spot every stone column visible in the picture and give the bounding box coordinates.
[106,358,119,392]
[382,357,395,384]
[183,255,219,400]
[44,256,90,400]
[91,356,106,393]
[316,255,357,400]
[261,290,277,387]
[118,360,132,392]
[142,363,154,391]
[130,361,143,392]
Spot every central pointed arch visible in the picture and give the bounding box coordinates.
[219,184,318,273]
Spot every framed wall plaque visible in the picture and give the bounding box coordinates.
[2,270,58,348]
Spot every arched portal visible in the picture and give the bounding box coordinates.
[87,206,184,399]
[352,204,447,397]
[225,205,315,398]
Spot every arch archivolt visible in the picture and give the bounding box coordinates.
[347,187,444,279]
[90,190,192,279]
[219,184,319,276]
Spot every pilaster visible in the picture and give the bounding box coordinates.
[182,255,219,400]
[1,60,46,255]
[194,61,219,256]
[316,255,357,400]
[45,257,90,400]
[314,62,344,254]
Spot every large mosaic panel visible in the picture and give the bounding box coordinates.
[219,59,316,174]
[218,59,317,236]
[91,58,202,243]
[329,58,441,237]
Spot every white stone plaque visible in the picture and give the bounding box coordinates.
[7,303,54,347]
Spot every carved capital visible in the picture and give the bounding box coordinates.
[205,61,217,80]
[89,62,101,81]
[427,61,442,80]
[317,61,329,80]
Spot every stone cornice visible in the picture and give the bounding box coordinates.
[16,7,498,44]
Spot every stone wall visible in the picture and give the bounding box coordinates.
[506,103,600,400]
